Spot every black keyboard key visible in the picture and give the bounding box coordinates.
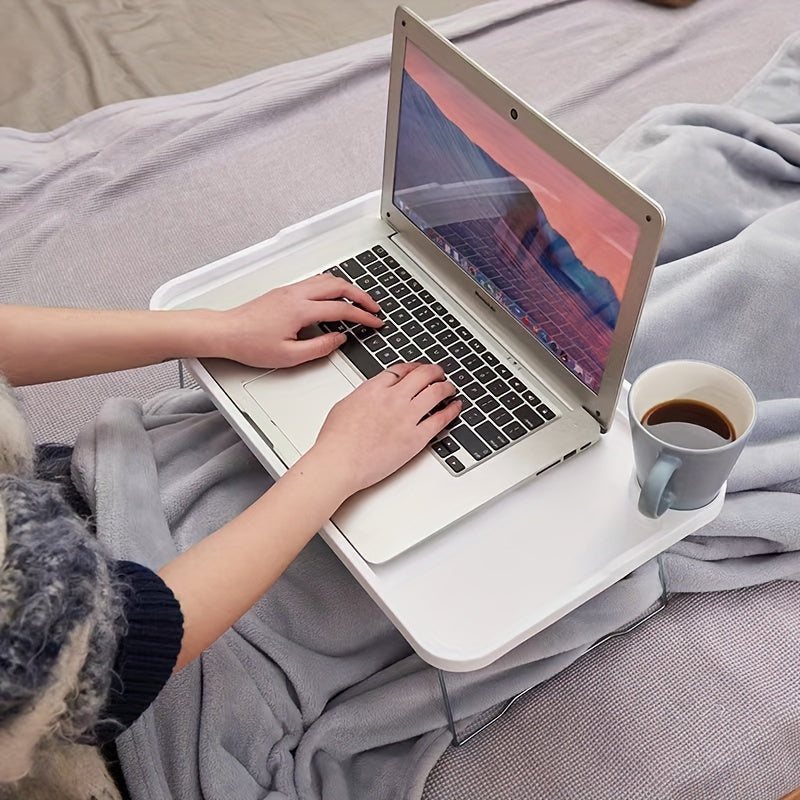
[367,285,389,302]
[352,324,372,339]
[487,378,510,396]
[445,455,465,473]
[439,356,459,374]
[356,250,378,265]
[401,295,423,310]
[443,314,460,329]
[462,382,486,400]
[401,320,422,337]
[523,390,541,406]
[325,265,349,280]
[319,320,346,333]
[451,369,472,387]
[375,347,399,365]
[415,306,434,322]
[509,377,526,393]
[386,332,410,349]
[474,366,496,384]
[425,343,447,360]
[385,255,400,268]
[450,425,492,460]
[462,408,486,427]
[425,318,446,334]
[396,267,411,280]
[475,421,510,451]
[431,301,447,315]
[470,340,487,354]
[515,405,545,431]
[371,260,389,276]
[380,320,398,336]
[419,290,435,304]
[537,403,556,420]
[440,436,460,453]
[373,244,388,258]
[381,297,400,313]
[340,335,383,378]
[437,329,457,346]
[407,278,423,292]
[503,421,527,441]
[490,408,513,427]
[363,335,385,352]
[483,352,500,367]
[433,441,452,459]
[356,274,377,291]
[340,258,365,278]
[399,344,422,360]
[412,332,434,349]
[477,395,500,413]
[450,342,470,359]
[500,392,524,410]
[379,272,401,287]
[462,353,482,372]
[390,283,411,299]
[455,325,471,339]
[393,308,412,325]
[497,365,513,379]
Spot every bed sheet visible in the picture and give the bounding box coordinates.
[0,0,481,131]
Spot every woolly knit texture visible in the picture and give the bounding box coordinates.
[0,377,125,787]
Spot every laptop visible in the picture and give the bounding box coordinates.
[179,6,664,564]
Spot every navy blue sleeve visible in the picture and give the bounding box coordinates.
[93,560,184,743]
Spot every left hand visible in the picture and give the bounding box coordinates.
[212,274,382,368]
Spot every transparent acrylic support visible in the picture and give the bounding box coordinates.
[437,554,669,746]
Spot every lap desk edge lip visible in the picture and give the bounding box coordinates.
[151,191,724,673]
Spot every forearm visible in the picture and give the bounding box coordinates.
[158,451,351,672]
[0,304,224,386]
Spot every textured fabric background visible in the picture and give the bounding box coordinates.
[0,0,481,131]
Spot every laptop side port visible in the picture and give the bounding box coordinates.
[536,459,561,476]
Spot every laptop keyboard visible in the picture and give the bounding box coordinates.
[320,244,557,475]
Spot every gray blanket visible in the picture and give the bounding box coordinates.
[66,32,800,800]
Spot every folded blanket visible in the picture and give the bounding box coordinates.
[66,31,800,800]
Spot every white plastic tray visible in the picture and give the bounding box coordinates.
[152,192,724,672]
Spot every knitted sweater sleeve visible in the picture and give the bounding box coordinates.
[92,561,184,744]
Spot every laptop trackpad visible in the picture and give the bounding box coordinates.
[243,360,356,455]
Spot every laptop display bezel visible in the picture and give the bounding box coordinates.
[380,6,664,432]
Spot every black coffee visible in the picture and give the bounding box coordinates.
[642,399,735,450]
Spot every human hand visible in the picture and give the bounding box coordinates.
[302,362,461,497]
[213,274,382,368]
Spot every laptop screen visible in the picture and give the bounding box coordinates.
[392,41,641,395]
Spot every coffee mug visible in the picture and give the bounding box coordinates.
[627,360,757,518]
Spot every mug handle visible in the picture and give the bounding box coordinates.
[639,454,682,518]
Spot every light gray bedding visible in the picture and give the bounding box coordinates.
[66,22,800,800]
[0,0,481,132]
[2,0,800,798]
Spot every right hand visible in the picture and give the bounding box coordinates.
[305,362,461,497]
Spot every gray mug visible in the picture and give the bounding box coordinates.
[627,360,757,518]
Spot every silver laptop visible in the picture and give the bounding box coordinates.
[185,6,664,564]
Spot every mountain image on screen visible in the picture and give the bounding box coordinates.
[393,70,620,391]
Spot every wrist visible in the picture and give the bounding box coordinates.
[288,448,356,510]
[162,308,228,360]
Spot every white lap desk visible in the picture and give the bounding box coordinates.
[151,192,724,673]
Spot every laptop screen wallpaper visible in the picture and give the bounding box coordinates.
[392,40,641,394]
